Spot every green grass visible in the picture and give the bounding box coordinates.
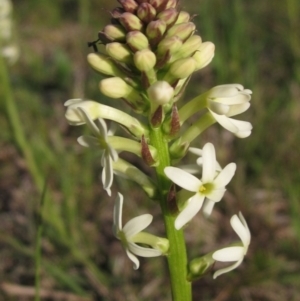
[1,0,300,300]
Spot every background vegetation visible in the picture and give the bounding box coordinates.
[1,0,300,300]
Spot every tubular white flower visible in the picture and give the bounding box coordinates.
[207,84,253,138]
[76,107,118,196]
[164,143,236,229]
[212,212,251,278]
[113,193,163,270]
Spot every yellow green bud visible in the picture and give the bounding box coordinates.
[164,57,197,83]
[171,35,202,61]
[165,22,196,41]
[126,31,149,52]
[157,36,183,56]
[165,0,177,9]
[157,8,179,26]
[175,11,190,24]
[193,42,215,70]
[106,42,132,63]
[134,49,156,71]
[137,3,156,23]
[87,53,124,77]
[119,12,143,32]
[99,77,135,98]
[102,24,126,42]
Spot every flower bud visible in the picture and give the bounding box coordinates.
[175,11,190,24]
[164,57,197,82]
[87,53,124,77]
[134,49,156,71]
[102,24,126,42]
[188,254,215,281]
[137,3,156,23]
[111,7,124,19]
[147,81,174,105]
[157,8,179,27]
[149,0,169,12]
[171,35,202,61]
[118,0,138,13]
[165,22,195,41]
[106,42,132,63]
[126,31,149,52]
[146,20,167,45]
[165,0,178,9]
[142,135,159,166]
[119,12,143,32]
[99,77,135,98]
[157,36,183,56]
[193,42,215,70]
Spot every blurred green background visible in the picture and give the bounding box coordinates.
[1,0,300,300]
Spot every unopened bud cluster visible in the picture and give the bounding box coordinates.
[90,0,214,121]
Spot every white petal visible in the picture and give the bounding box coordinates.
[180,164,201,174]
[213,92,251,105]
[188,147,202,156]
[227,102,250,116]
[209,110,239,133]
[164,167,201,192]
[213,163,236,188]
[175,194,205,230]
[77,135,99,148]
[97,118,108,139]
[212,246,244,262]
[202,143,216,183]
[235,129,252,138]
[102,156,113,191]
[213,258,243,279]
[207,188,226,202]
[208,84,244,97]
[108,145,119,162]
[128,242,162,257]
[123,214,153,237]
[209,101,230,115]
[126,249,140,270]
[202,199,215,217]
[77,107,101,137]
[64,98,82,106]
[113,193,123,235]
[230,214,251,248]
[229,119,253,131]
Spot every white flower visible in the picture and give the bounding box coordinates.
[113,193,163,270]
[207,84,252,138]
[164,143,236,229]
[212,212,251,278]
[76,107,118,196]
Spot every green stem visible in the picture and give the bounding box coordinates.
[149,128,192,301]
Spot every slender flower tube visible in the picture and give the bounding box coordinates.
[75,107,118,196]
[64,99,147,138]
[212,212,251,278]
[165,143,236,229]
[113,193,168,270]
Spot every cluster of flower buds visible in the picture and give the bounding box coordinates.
[65,0,252,279]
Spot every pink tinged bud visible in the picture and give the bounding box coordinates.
[157,8,179,27]
[126,31,149,52]
[99,77,135,98]
[102,24,126,42]
[118,0,139,13]
[106,42,132,63]
[87,53,124,77]
[146,20,167,45]
[175,11,190,24]
[165,0,178,9]
[136,0,147,3]
[149,0,169,12]
[134,49,156,71]
[137,3,156,23]
[147,81,174,105]
[165,22,196,42]
[171,35,202,61]
[111,7,125,19]
[193,42,215,70]
[162,104,181,137]
[119,12,143,32]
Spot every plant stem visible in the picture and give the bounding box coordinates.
[149,127,192,301]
